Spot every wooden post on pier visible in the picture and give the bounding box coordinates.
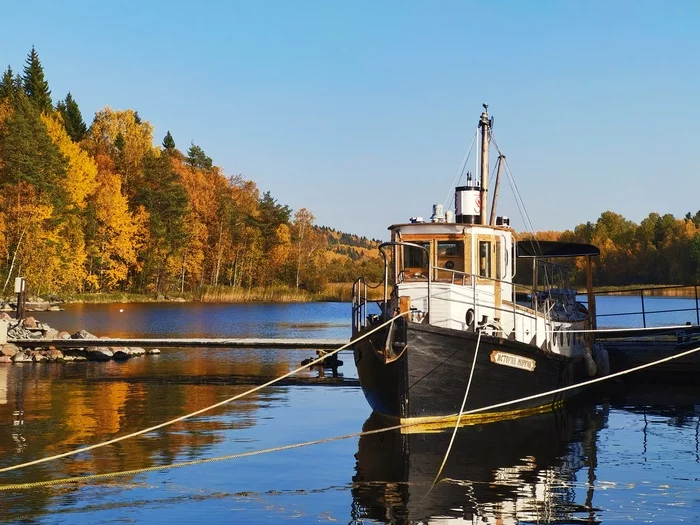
[14,277,26,320]
[585,255,596,346]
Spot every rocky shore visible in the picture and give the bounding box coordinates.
[0,313,160,363]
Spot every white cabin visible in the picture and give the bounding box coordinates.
[387,220,586,358]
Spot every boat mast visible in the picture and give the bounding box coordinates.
[479,104,491,225]
[489,154,504,226]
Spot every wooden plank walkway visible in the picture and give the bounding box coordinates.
[7,337,349,349]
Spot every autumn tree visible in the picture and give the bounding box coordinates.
[0,183,54,293]
[85,153,142,290]
[86,107,154,197]
[56,92,87,142]
[41,113,97,210]
[22,47,52,113]
[291,208,328,291]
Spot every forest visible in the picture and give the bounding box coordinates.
[520,210,700,287]
[0,48,698,298]
[0,48,383,298]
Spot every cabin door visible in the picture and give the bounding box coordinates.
[495,238,502,312]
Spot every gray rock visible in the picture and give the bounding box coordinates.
[58,331,71,339]
[73,355,87,362]
[112,347,131,360]
[146,348,161,355]
[23,317,38,329]
[129,347,146,356]
[32,353,48,362]
[47,348,64,361]
[44,328,60,340]
[11,352,31,363]
[63,355,75,362]
[64,349,87,358]
[86,347,113,361]
[72,330,98,340]
[1,344,20,357]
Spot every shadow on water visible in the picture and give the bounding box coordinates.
[351,399,607,524]
[350,380,700,525]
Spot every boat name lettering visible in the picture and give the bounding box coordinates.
[489,351,536,372]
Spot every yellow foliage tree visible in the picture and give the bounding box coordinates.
[86,153,142,290]
[41,113,97,210]
[86,107,154,196]
[0,182,54,293]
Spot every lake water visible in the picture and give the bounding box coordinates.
[1,298,699,524]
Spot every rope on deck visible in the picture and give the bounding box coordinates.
[2,340,700,492]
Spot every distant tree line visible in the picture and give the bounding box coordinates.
[520,210,700,286]
[0,48,382,296]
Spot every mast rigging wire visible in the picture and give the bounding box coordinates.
[443,128,478,211]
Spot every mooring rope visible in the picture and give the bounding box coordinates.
[2,340,699,492]
[0,312,410,476]
[431,329,483,487]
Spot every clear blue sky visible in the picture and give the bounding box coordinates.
[2,1,699,240]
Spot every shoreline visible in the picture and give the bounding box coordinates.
[2,283,697,310]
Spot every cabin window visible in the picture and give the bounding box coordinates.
[478,241,492,278]
[403,243,430,269]
[437,241,464,273]
[438,242,460,257]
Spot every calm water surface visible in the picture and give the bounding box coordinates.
[0,299,699,523]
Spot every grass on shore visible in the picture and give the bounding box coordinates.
[201,283,385,302]
[592,284,699,297]
[27,282,700,305]
[50,283,386,304]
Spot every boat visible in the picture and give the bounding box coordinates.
[351,105,605,426]
[592,285,700,381]
[599,326,700,381]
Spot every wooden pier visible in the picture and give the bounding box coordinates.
[6,337,349,349]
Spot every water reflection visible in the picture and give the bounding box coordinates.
[0,349,302,523]
[32,302,352,339]
[352,401,607,524]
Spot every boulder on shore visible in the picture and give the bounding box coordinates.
[72,330,97,340]
[86,347,113,361]
[0,344,20,357]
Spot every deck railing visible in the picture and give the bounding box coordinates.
[352,242,582,337]
[593,284,700,329]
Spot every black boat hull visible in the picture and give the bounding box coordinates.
[353,320,582,423]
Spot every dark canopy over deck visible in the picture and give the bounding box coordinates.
[516,240,600,258]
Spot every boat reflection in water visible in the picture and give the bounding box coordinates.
[352,400,606,524]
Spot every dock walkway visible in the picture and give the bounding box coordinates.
[7,337,348,349]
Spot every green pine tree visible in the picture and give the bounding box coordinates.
[134,151,191,293]
[258,191,292,252]
[22,47,52,113]
[0,94,68,208]
[56,92,87,142]
[0,66,18,100]
[162,131,176,151]
[186,142,213,170]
